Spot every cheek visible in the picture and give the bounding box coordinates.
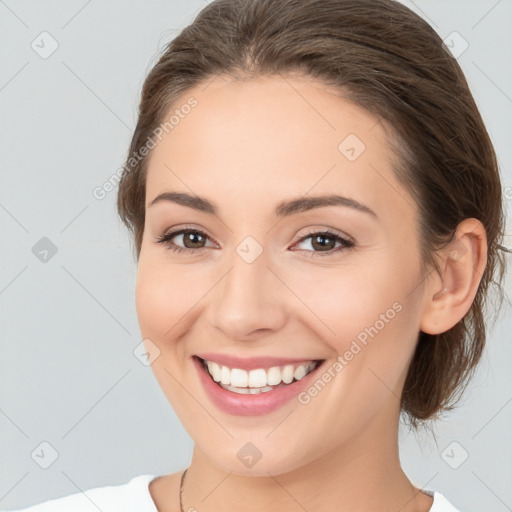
[285,261,405,341]
[285,255,421,376]
[135,261,198,340]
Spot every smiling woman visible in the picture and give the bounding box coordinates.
[117,0,507,504]
[129,73,496,512]
[4,0,508,511]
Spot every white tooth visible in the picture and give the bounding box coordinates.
[208,361,221,382]
[282,364,294,384]
[223,384,250,394]
[220,365,231,385]
[267,366,282,386]
[248,369,268,388]
[249,385,275,394]
[231,368,248,387]
[293,363,308,381]
[206,359,319,388]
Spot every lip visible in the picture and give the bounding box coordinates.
[195,352,320,371]
[193,355,326,416]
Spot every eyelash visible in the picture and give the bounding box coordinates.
[154,226,355,258]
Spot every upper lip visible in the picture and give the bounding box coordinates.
[195,353,324,371]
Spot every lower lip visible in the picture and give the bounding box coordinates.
[193,356,325,416]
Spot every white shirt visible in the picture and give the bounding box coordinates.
[1,474,464,511]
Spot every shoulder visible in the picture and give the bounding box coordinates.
[1,474,157,512]
[430,491,465,512]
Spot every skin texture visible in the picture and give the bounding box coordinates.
[136,74,487,512]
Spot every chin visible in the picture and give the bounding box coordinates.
[197,438,315,478]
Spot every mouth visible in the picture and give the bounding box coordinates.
[194,355,325,395]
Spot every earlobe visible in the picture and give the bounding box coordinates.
[419,218,487,335]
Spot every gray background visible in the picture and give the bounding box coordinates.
[0,0,511,510]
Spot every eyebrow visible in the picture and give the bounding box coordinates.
[148,191,378,219]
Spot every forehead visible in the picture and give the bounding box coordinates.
[144,74,413,222]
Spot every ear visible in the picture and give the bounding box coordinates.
[420,218,488,335]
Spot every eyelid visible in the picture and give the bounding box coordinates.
[161,224,216,239]
[295,226,354,245]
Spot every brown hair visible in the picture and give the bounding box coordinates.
[117,0,507,427]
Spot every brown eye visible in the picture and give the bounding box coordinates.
[180,230,207,249]
[155,228,213,254]
[310,233,337,251]
[293,230,355,257]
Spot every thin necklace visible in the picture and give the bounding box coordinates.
[179,468,188,512]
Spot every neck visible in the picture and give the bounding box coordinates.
[181,398,432,512]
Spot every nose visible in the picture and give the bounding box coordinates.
[205,247,288,341]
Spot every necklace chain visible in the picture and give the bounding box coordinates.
[179,468,188,512]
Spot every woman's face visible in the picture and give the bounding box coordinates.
[136,74,432,476]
